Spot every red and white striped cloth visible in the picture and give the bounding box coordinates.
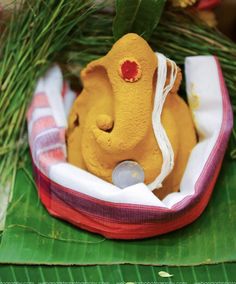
[27,57,233,239]
[27,66,75,176]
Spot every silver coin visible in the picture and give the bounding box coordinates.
[112,160,145,189]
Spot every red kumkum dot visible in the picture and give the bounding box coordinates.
[120,59,141,82]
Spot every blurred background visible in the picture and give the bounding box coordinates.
[0,0,236,42]
[215,0,236,41]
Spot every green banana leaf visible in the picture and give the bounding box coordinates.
[0,155,235,265]
[113,0,166,41]
[0,263,236,283]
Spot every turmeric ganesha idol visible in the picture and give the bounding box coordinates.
[66,33,196,199]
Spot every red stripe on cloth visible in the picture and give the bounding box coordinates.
[37,147,66,175]
[31,116,56,142]
[27,93,49,120]
[59,128,66,142]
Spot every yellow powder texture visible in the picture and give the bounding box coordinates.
[67,33,196,199]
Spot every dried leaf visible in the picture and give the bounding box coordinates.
[158,271,173,278]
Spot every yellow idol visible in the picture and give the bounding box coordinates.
[66,33,196,199]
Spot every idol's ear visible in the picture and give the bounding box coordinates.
[166,61,182,95]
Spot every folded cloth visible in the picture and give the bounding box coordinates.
[27,56,233,239]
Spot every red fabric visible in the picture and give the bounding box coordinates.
[27,93,49,120]
[38,147,66,175]
[31,116,56,142]
[196,0,220,10]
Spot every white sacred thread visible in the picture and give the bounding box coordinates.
[148,53,178,191]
